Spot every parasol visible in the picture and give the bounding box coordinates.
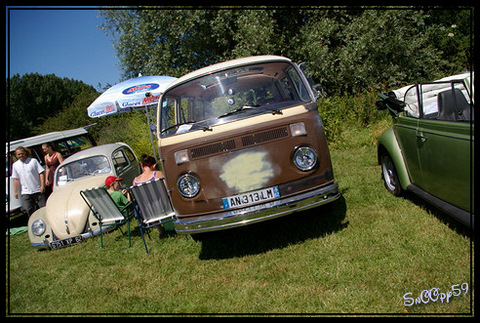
[87,75,177,118]
[87,75,177,160]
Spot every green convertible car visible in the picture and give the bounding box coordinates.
[376,72,474,228]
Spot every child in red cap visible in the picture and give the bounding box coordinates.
[105,176,130,214]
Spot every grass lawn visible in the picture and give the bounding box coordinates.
[5,140,473,316]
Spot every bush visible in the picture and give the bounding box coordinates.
[95,110,157,158]
[318,90,391,148]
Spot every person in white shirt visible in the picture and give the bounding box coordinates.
[11,146,46,217]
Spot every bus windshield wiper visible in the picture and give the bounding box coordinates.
[217,104,283,119]
[160,121,195,134]
[217,105,255,119]
[161,121,212,134]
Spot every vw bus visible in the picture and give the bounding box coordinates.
[157,55,340,234]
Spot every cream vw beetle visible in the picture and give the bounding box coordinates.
[28,143,140,249]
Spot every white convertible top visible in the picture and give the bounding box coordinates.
[392,72,474,102]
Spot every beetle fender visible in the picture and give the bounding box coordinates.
[27,207,53,249]
[377,127,411,190]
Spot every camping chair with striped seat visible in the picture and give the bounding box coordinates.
[80,186,134,250]
[129,178,176,254]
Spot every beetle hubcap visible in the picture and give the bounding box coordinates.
[382,155,398,191]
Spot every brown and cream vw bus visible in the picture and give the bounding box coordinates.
[157,55,340,234]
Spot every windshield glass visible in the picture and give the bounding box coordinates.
[160,61,311,137]
[56,155,111,186]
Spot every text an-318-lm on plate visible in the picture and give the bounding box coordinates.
[222,186,280,209]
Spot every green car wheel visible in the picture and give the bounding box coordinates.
[381,152,403,197]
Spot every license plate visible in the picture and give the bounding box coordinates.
[222,186,280,209]
[49,235,84,250]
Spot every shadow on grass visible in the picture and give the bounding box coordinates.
[196,195,348,260]
[128,222,178,241]
[7,212,29,229]
[403,192,473,239]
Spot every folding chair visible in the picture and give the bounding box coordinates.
[129,178,176,254]
[80,186,134,250]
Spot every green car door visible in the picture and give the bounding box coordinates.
[415,84,474,213]
[393,85,424,187]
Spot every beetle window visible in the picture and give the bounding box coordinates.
[404,86,420,118]
[420,81,472,122]
[124,147,136,163]
[56,156,111,186]
[112,149,129,173]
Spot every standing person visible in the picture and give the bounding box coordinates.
[42,142,64,196]
[11,146,46,217]
[132,154,164,186]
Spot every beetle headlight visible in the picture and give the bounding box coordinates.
[293,146,318,171]
[31,219,46,236]
[177,173,200,198]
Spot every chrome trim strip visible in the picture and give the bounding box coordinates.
[174,183,340,234]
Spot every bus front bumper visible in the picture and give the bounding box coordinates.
[173,183,340,234]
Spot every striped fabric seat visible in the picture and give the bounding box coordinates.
[129,178,176,254]
[80,186,133,250]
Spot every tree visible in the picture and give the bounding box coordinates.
[6,73,98,140]
[100,7,305,77]
[306,9,452,94]
[424,8,474,73]
[100,7,472,95]
[32,90,100,136]
[100,8,224,78]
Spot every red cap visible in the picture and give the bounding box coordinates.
[105,176,122,187]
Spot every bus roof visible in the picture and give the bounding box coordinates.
[7,125,94,153]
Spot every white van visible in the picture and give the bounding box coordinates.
[6,126,96,216]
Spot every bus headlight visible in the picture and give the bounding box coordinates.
[293,146,318,171]
[177,173,200,198]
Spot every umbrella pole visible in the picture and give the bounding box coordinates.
[145,105,158,162]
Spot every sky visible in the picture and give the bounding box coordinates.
[6,6,123,91]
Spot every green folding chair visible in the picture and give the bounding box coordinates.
[129,178,176,254]
[80,186,134,249]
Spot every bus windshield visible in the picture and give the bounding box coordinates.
[160,61,311,137]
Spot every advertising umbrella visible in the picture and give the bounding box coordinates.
[87,75,177,118]
[87,75,177,160]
